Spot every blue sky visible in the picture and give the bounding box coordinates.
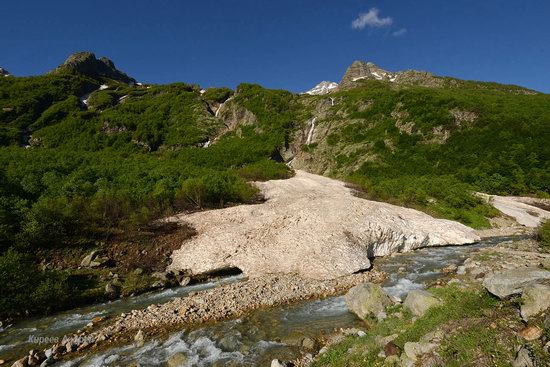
[1,0,549,92]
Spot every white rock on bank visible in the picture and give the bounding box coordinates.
[483,267,550,299]
[168,171,480,280]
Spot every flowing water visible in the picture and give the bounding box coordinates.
[0,237,513,366]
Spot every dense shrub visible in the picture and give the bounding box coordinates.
[0,249,73,316]
[539,220,550,249]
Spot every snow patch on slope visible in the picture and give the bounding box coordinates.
[304,81,338,95]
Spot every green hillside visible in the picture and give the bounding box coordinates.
[0,54,549,316]
[298,79,550,227]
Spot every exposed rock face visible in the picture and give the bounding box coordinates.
[217,97,257,131]
[345,283,392,320]
[53,52,135,84]
[403,290,441,317]
[339,60,443,90]
[0,67,10,77]
[168,170,480,280]
[483,267,550,298]
[304,81,339,95]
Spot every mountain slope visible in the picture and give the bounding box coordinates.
[0,53,549,316]
[52,51,136,84]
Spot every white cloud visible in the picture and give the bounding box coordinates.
[351,8,393,30]
[392,28,407,37]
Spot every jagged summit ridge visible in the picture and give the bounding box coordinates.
[339,60,443,89]
[53,51,136,84]
[304,81,339,95]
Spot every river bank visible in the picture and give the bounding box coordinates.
[4,269,386,366]
[307,235,550,367]
[3,236,521,367]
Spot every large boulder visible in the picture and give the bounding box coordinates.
[169,171,480,280]
[483,267,550,299]
[403,290,441,317]
[520,283,550,321]
[345,283,392,321]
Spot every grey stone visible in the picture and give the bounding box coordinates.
[520,283,550,321]
[80,250,103,267]
[179,276,191,287]
[271,360,288,367]
[104,283,120,299]
[512,346,534,367]
[134,329,145,345]
[483,267,550,298]
[403,290,441,317]
[167,352,187,367]
[301,337,318,350]
[345,283,393,321]
[403,341,438,361]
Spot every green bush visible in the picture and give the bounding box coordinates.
[201,87,233,103]
[539,220,550,249]
[0,249,73,316]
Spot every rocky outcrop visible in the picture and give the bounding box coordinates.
[168,170,479,280]
[53,52,135,84]
[304,81,339,95]
[483,267,550,298]
[339,60,443,90]
[0,67,10,77]
[217,97,257,132]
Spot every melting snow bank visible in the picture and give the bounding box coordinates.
[477,193,550,228]
[168,170,480,280]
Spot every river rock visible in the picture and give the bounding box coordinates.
[302,337,318,351]
[512,346,535,367]
[520,283,550,321]
[105,283,120,299]
[169,171,479,280]
[81,250,110,268]
[179,276,191,287]
[167,353,187,367]
[271,360,289,367]
[11,357,29,367]
[134,329,145,345]
[403,290,441,317]
[483,267,550,299]
[345,283,392,320]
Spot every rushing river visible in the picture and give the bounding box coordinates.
[0,237,513,366]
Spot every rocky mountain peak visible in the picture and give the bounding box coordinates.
[339,60,443,90]
[53,51,136,84]
[0,67,10,77]
[304,81,339,95]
